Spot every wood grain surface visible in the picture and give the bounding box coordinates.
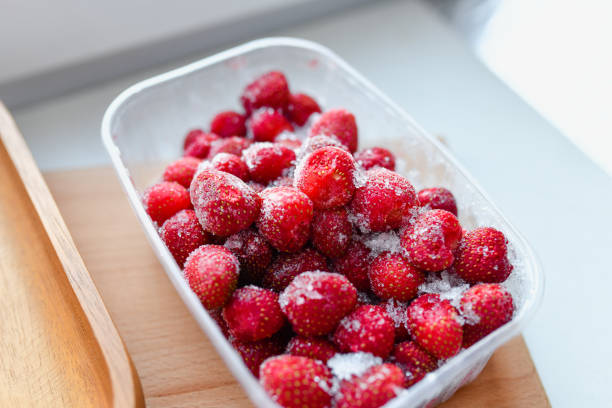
[44,166,550,407]
[0,104,144,407]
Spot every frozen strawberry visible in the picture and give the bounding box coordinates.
[263,248,328,291]
[286,336,338,363]
[248,181,266,193]
[286,93,321,126]
[242,142,296,184]
[249,108,294,142]
[332,240,373,292]
[406,294,463,359]
[184,245,239,309]
[183,128,205,150]
[335,363,405,408]
[231,336,284,377]
[160,209,210,266]
[260,355,333,408]
[142,181,191,225]
[209,152,250,181]
[294,146,356,209]
[224,229,273,284]
[279,271,357,337]
[311,207,352,258]
[183,132,220,159]
[163,157,201,188]
[333,305,395,358]
[210,110,247,137]
[207,136,252,158]
[257,187,313,253]
[297,135,349,162]
[383,299,410,341]
[354,147,396,171]
[209,309,230,337]
[190,169,261,237]
[269,176,294,187]
[274,133,302,150]
[241,71,290,115]
[222,286,285,341]
[350,168,418,232]
[401,209,462,272]
[418,187,458,216]
[309,108,358,153]
[369,252,425,302]
[392,340,437,386]
[454,227,513,284]
[460,283,514,348]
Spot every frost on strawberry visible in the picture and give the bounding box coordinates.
[333,305,395,359]
[160,209,210,267]
[311,207,352,259]
[224,229,273,284]
[263,248,328,291]
[286,336,338,363]
[142,181,191,225]
[309,108,358,153]
[210,110,247,138]
[454,227,513,284]
[368,252,425,302]
[392,340,437,386]
[335,363,405,408]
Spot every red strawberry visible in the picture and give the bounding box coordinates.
[210,110,247,137]
[241,71,290,115]
[184,245,239,309]
[274,133,302,150]
[260,355,333,408]
[298,135,349,161]
[242,142,296,183]
[183,132,220,159]
[392,340,437,386]
[263,248,328,291]
[142,181,191,225]
[209,309,230,337]
[383,299,410,341]
[207,135,252,158]
[248,181,266,193]
[257,187,313,253]
[460,283,514,348]
[309,108,358,153]
[335,363,405,408]
[418,187,458,216]
[369,252,425,302]
[209,152,250,181]
[160,209,210,266]
[286,93,321,126]
[350,168,418,232]
[333,305,395,358]
[401,209,462,272]
[406,294,463,359]
[332,240,373,292]
[224,229,273,284]
[183,128,205,150]
[190,169,261,237]
[249,108,294,142]
[286,336,338,363]
[231,336,284,377]
[294,146,356,209]
[354,147,396,171]
[454,227,513,284]
[223,286,285,342]
[279,271,357,337]
[163,157,201,188]
[311,207,352,258]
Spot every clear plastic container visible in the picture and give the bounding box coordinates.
[102,37,543,407]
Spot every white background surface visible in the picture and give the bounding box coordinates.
[9,0,612,406]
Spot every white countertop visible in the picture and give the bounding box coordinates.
[11,0,612,406]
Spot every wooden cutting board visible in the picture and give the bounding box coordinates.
[44,166,550,408]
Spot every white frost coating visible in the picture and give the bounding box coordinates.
[278,270,329,310]
[327,352,382,381]
[361,231,402,256]
[418,270,470,310]
[384,299,408,330]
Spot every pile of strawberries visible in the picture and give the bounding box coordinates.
[142,71,516,408]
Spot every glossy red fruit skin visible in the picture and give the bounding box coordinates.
[354,146,396,171]
[309,108,358,153]
[335,363,405,408]
[333,305,395,359]
[160,209,209,267]
[183,128,205,150]
[183,245,239,310]
[454,227,513,284]
[332,240,373,292]
[286,336,338,363]
[207,136,252,159]
[279,271,357,337]
[286,93,321,126]
[257,187,313,253]
[142,181,191,225]
[294,146,356,210]
[183,132,220,159]
[230,336,284,377]
[418,187,458,216]
[369,252,425,302]
[260,355,333,408]
[210,110,247,138]
[222,286,285,342]
[406,294,463,360]
[242,143,296,184]
[190,169,261,237]
[460,283,514,348]
[350,167,418,232]
[241,71,290,115]
[263,248,328,292]
[209,152,250,181]
[163,157,201,188]
[224,229,273,284]
[401,209,463,272]
[249,108,294,142]
[311,208,352,259]
[392,340,437,386]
